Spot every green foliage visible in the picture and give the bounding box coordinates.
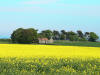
[68,31,76,35]
[60,34,66,40]
[40,30,53,39]
[67,31,78,41]
[53,30,60,40]
[77,30,84,38]
[61,30,66,35]
[88,32,99,42]
[79,37,87,41]
[0,28,96,44]
[0,57,100,75]
[69,35,79,41]
[85,32,90,36]
[10,28,99,43]
[60,30,67,40]
[11,28,38,44]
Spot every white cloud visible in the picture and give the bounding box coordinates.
[22,0,58,4]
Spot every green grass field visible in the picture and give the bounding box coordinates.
[0,39,12,44]
[0,39,100,47]
[53,40,100,47]
[0,57,100,75]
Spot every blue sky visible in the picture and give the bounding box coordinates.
[0,0,100,38]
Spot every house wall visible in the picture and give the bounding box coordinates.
[39,39,54,44]
[39,40,48,44]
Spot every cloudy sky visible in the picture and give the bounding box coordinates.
[0,0,100,38]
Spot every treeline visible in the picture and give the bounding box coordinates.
[11,28,99,44]
[39,30,99,42]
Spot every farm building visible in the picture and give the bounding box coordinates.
[38,38,54,44]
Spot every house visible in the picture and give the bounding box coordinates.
[38,38,54,44]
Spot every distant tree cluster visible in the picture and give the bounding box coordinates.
[11,28,99,44]
[11,28,38,44]
[38,30,99,42]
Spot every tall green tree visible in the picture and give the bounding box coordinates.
[85,32,90,36]
[85,32,90,40]
[69,35,79,41]
[88,32,99,42]
[41,30,53,39]
[60,34,66,40]
[61,30,66,35]
[67,31,79,41]
[53,30,60,40]
[77,30,84,38]
[11,28,38,44]
[60,30,66,40]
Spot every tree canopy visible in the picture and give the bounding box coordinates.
[11,27,99,43]
[11,28,38,44]
[39,30,53,40]
[88,32,99,42]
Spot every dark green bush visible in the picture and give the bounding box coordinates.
[11,28,38,44]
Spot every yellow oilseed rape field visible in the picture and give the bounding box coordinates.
[0,44,100,75]
[0,44,100,58]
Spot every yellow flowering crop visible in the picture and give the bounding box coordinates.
[0,44,100,58]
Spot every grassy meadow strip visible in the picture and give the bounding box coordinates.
[53,40,100,47]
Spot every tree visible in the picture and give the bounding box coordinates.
[69,35,79,41]
[67,31,77,41]
[11,28,38,44]
[61,30,66,35]
[53,30,60,40]
[38,33,44,38]
[88,32,99,42]
[77,30,84,38]
[85,32,90,36]
[68,31,76,35]
[41,30,53,39]
[84,32,90,40]
[61,30,66,40]
[11,28,23,43]
[60,34,66,40]
[79,37,87,41]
